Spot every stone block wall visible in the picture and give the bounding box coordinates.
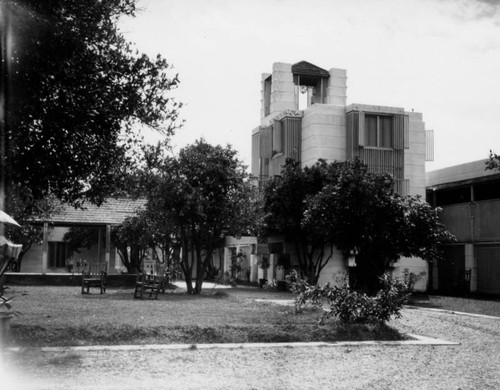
[301,104,347,167]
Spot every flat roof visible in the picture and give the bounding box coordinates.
[426,159,500,189]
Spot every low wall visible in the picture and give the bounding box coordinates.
[4,273,137,287]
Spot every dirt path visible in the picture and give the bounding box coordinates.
[2,307,500,390]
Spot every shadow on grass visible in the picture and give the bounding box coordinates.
[10,320,407,348]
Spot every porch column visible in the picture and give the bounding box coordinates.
[41,222,48,274]
[250,254,258,282]
[268,254,276,281]
[223,247,231,274]
[97,226,101,270]
[105,224,111,273]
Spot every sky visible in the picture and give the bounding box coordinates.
[119,0,500,172]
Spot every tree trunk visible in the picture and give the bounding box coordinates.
[194,244,204,294]
[117,247,134,274]
[182,238,195,294]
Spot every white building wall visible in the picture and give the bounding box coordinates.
[317,247,347,287]
[327,68,347,106]
[270,63,295,115]
[405,111,427,197]
[392,256,429,292]
[301,104,347,167]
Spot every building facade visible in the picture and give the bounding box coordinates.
[20,198,147,275]
[427,160,500,295]
[251,61,433,289]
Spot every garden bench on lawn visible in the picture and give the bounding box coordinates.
[134,273,163,300]
[81,267,107,294]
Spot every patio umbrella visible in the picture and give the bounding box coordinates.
[0,210,20,227]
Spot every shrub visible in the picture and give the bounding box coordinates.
[401,268,426,293]
[291,272,409,324]
[214,271,237,287]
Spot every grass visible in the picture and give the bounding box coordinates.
[4,284,405,347]
[408,293,500,317]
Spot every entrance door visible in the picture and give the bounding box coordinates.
[476,244,500,295]
[438,245,465,294]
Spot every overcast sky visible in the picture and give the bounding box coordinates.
[120,0,500,172]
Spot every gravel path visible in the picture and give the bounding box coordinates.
[2,307,500,390]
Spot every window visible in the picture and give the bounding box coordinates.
[263,76,272,116]
[435,187,471,206]
[363,114,393,148]
[474,181,500,202]
[48,242,72,268]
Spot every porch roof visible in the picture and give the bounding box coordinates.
[42,198,147,225]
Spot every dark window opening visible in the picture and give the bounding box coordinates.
[474,181,500,202]
[268,242,283,254]
[293,74,328,109]
[48,242,73,268]
[263,76,272,116]
[435,187,471,206]
[364,114,393,148]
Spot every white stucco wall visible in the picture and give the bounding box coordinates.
[316,247,347,287]
[270,62,295,115]
[405,111,427,197]
[301,104,347,167]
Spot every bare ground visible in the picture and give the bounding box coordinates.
[2,305,500,390]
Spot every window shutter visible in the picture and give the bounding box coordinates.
[426,130,434,161]
[393,115,409,149]
[273,119,283,153]
[259,126,273,159]
[403,115,409,149]
[346,111,363,159]
[358,112,366,147]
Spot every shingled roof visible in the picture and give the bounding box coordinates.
[43,198,147,225]
[292,61,330,78]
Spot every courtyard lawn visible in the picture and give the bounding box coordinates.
[6,284,404,348]
[5,284,499,348]
[408,293,500,317]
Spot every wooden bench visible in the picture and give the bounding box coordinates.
[81,267,107,294]
[134,273,163,299]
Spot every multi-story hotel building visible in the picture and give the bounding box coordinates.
[250,61,434,288]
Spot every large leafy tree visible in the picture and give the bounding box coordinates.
[263,159,454,291]
[260,159,330,284]
[142,140,256,294]
[1,0,182,207]
[110,212,154,274]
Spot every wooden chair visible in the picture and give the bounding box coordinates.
[81,266,107,294]
[134,273,163,299]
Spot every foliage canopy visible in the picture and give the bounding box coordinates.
[261,158,454,291]
[140,139,257,293]
[2,0,182,207]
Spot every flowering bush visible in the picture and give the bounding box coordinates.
[65,258,88,273]
[291,272,409,324]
